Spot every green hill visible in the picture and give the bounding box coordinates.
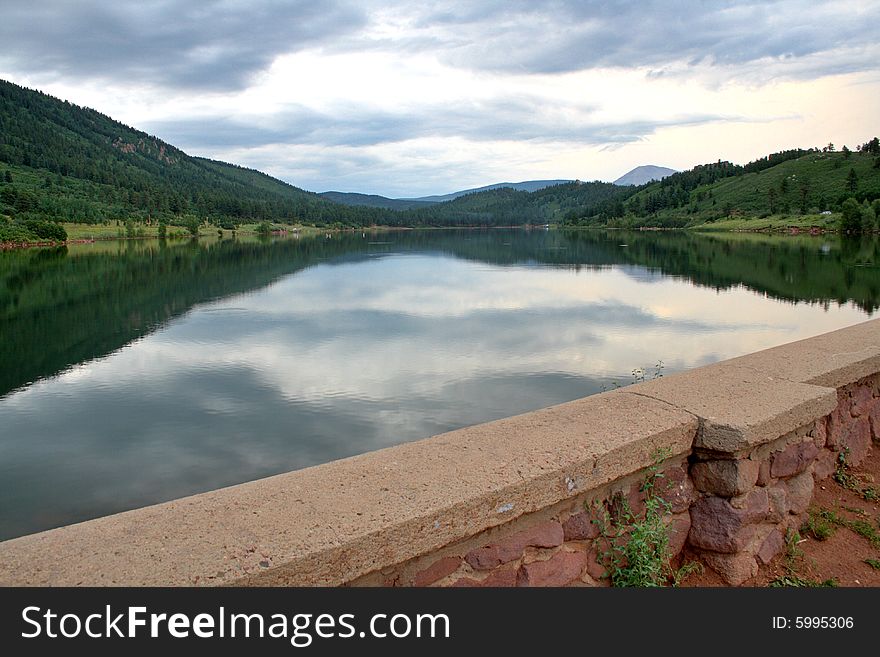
[0,79,386,241]
[319,191,434,210]
[565,143,880,229]
[405,180,632,226]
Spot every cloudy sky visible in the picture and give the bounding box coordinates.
[1,1,878,197]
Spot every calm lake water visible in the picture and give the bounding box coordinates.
[1,229,878,540]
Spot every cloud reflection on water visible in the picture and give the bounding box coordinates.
[0,250,869,539]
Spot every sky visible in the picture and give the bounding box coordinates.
[1,1,879,197]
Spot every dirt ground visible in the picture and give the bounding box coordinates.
[684,445,880,587]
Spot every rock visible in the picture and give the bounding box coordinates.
[516,550,588,587]
[657,463,698,512]
[767,483,787,521]
[770,441,819,478]
[585,544,608,581]
[850,384,873,418]
[665,513,691,556]
[688,494,766,553]
[825,403,848,449]
[562,511,600,541]
[465,521,564,570]
[810,449,837,482]
[840,417,871,465]
[729,488,769,515]
[784,471,814,515]
[870,404,880,443]
[756,459,772,487]
[413,557,461,587]
[448,565,517,587]
[699,551,758,585]
[811,417,828,448]
[756,528,785,565]
[692,459,759,497]
[609,485,646,522]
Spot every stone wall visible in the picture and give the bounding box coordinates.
[685,374,879,584]
[350,374,879,587]
[349,456,696,587]
[0,319,878,586]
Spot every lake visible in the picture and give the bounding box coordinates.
[1,228,878,540]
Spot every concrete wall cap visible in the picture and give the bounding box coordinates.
[723,318,880,389]
[627,363,837,452]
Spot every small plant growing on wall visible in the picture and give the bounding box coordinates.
[592,449,701,587]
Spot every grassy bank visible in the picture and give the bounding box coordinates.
[62,221,323,240]
[1,220,380,249]
[692,212,841,232]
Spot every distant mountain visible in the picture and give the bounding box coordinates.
[319,191,434,210]
[613,165,677,186]
[405,180,572,203]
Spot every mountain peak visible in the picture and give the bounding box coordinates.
[613,165,677,186]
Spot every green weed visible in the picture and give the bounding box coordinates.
[834,449,880,502]
[818,508,880,549]
[802,510,835,541]
[769,574,838,588]
[593,449,701,587]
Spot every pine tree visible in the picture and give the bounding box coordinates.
[846,168,858,193]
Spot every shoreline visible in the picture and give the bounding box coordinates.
[1,222,863,252]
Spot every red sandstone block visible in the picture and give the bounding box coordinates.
[562,511,600,541]
[870,404,880,443]
[585,544,608,581]
[413,556,461,587]
[688,493,767,553]
[812,417,828,448]
[770,441,819,479]
[516,549,588,587]
[826,403,848,448]
[448,565,518,588]
[666,513,691,556]
[692,459,759,497]
[839,417,871,465]
[767,483,787,521]
[464,521,564,570]
[657,463,698,512]
[811,449,837,482]
[756,528,785,565]
[626,482,647,518]
[851,385,873,418]
[783,471,814,515]
[699,550,758,585]
[756,459,772,487]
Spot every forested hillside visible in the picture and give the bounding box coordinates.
[565,142,880,229]
[319,191,433,210]
[0,79,386,240]
[404,180,632,226]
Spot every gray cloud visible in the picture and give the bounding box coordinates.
[142,107,738,195]
[382,1,880,79]
[2,2,876,90]
[144,98,728,149]
[0,0,366,90]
